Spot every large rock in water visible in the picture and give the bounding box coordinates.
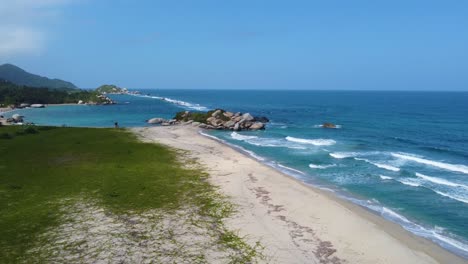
[12,114,23,122]
[249,122,265,130]
[173,109,269,131]
[322,122,337,129]
[147,118,166,124]
[242,113,254,121]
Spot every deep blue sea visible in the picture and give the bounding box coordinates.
[6,90,468,258]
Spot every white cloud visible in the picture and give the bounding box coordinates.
[0,0,72,58]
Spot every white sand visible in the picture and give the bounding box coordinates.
[133,126,466,264]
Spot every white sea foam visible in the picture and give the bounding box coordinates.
[381,207,412,223]
[133,94,209,111]
[230,132,258,141]
[415,173,468,189]
[329,152,358,159]
[346,197,468,256]
[309,164,337,169]
[397,179,421,187]
[434,191,468,204]
[277,164,306,175]
[231,133,308,149]
[285,136,336,146]
[314,124,342,129]
[354,158,400,172]
[391,153,468,174]
[379,175,393,180]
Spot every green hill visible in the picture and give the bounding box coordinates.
[0,63,77,90]
[96,84,126,94]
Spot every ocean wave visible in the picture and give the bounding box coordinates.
[313,124,342,129]
[277,164,306,175]
[415,173,468,189]
[286,136,336,146]
[309,164,337,169]
[345,198,468,256]
[397,178,421,187]
[200,131,266,161]
[231,132,258,141]
[379,175,393,180]
[391,153,468,175]
[230,133,308,149]
[434,191,468,204]
[329,152,358,159]
[133,94,209,111]
[354,158,400,172]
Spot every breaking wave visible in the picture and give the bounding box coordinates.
[285,136,336,146]
[379,175,393,180]
[391,153,468,175]
[133,94,209,111]
[415,173,468,189]
[309,164,337,169]
[354,158,400,172]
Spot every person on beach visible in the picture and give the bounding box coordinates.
[114,122,119,128]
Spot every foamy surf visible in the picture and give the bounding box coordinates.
[231,132,258,141]
[379,175,393,180]
[434,191,468,204]
[277,164,306,175]
[354,158,400,172]
[132,94,209,111]
[397,179,421,187]
[329,152,359,159]
[314,124,342,129]
[285,136,336,146]
[392,153,468,174]
[309,164,337,169]
[415,173,468,189]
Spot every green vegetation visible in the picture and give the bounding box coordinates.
[0,126,262,263]
[174,109,230,123]
[96,84,126,94]
[0,79,103,105]
[0,63,77,90]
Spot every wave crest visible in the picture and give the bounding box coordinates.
[309,164,337,169]
[391,153,468,174]
[286,136,336,146]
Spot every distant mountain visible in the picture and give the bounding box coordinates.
[0,63,77,90]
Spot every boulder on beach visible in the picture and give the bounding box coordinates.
[31,104,45,108]
[12,114,24,122]
[147,118,166,124]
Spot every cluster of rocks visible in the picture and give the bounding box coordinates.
[95,95,116,105]
[146,109,269,131]
[3,113,25,124]
[198,110,268,131]
[147,118,179,126]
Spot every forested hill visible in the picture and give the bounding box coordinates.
[0,79,102,105]
[0,64,77,90]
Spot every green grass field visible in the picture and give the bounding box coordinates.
[0,126,261,263]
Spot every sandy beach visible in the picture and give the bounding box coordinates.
[133,125,466,264]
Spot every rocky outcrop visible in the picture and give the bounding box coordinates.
[322,123,337,129]
[174,109,269,131]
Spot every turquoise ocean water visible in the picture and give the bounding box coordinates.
[6,90,468,258]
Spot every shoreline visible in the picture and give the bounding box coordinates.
[133,125,466,264]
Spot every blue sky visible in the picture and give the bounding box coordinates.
[1,0,467,90]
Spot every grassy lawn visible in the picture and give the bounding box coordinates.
[0,126,261,263]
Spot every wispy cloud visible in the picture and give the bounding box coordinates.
[0,0,72,58]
